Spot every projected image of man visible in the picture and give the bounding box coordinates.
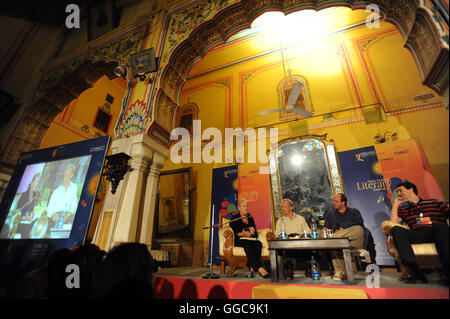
[46,164,78,229]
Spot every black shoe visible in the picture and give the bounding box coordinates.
[404,272,428,284]
[247,268,255,278]
[438,273,449,286]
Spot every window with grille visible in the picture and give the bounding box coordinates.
[106,93,114,104]
[94,109,111,133]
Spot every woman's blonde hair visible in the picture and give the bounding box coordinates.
[238,198,248,207]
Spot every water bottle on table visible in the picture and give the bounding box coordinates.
[311,218,319,238]
[280,219,287,239]
[57,213,65,229]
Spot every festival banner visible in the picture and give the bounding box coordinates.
[374,138,445,202]
[238,163,273,230]
[209,165,238,264]
[338,146,395,266]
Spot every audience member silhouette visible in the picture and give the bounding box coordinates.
[71,243,106,298]
[11,262,48,299]
[2,242,159,299]
[0,241,12,298]
[0,243,26,297]
[12,247,74,299]
[91,242,157,299]
[46,248,75,299]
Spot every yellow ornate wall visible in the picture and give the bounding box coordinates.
[162,7,448,242]
[39,75,126,149]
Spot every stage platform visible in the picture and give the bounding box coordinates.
[154,267,449,299]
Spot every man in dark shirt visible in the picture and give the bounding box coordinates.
[324,193,365,248]
[323,193,365,280]
[390,181,449,285]
[324,194,364,229]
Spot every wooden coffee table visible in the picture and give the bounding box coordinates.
[268,238,354,284]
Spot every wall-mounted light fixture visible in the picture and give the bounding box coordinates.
[374,131,398,143]
[130,48,158,82]
[113,65,128,78]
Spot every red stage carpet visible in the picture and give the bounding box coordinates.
[153,271,449,299]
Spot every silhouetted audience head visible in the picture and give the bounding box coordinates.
[0,243,26,297]
[1,242,159,299]
[72,243,106,298]
[92,242,157,299]
[46,248,74,299]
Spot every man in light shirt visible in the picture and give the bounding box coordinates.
[275,199,311,237]
[275,199,311,279]
[46,164,79,228]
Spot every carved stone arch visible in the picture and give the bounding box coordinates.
[2,59,120,165]
[2,21,149,166]
[404,7,449,93]
[154,0,447,127]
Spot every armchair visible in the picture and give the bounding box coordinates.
[350,227,376,270]
[218,218,274,277]
[382,220,442,280]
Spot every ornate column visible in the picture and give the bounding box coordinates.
[93,133,168,250]
[139,152,166,247]
[113,153,152,244]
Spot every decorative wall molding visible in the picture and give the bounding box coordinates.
[154,0,448,127]
[116,100,149,138]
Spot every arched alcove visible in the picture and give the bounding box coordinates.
[1,21,149,166]
[2,60,120,165]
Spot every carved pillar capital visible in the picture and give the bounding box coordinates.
[148,152,166,178]
[128,155,152,173]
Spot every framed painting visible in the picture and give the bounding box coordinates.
[88,0,117,41]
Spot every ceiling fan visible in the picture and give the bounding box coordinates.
[258,81,314,117]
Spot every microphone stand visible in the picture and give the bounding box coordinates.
[17,191,40,212]
[17,191,40,219]
[202,204,220,279]
[202,213,249,229]
[202,210,251,279]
